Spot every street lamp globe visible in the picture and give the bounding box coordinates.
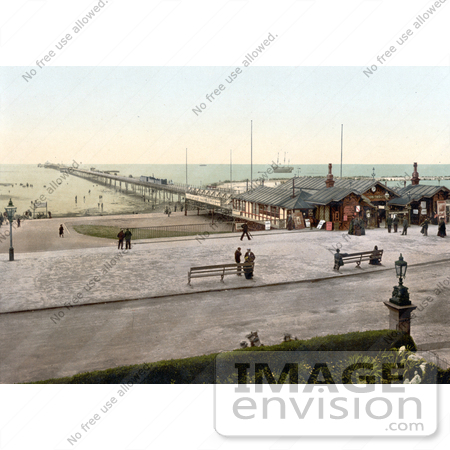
[390,253,411,306]
[395,253,407,283]
[5,198,16,222]
[385,192,389,200]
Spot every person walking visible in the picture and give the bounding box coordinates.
[240,223,251,240]
[393,215,399,233]
[420,218,429,236]
[117,229,125,249]
[438,219,446,238]
[234,247,242,276]
[386,216,392,233]
[59,224,64,238]
[17,217,21,227]
[124,228,132,249]
[401,217,409,235]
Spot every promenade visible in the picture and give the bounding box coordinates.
[1,213,449,383]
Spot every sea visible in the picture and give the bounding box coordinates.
[1,164,449,218]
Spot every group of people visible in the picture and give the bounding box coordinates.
[348,217,366,236]
[117,229,133,249]
[386,215,447,237]
[234,247,255,279]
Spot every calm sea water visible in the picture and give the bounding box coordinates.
[1,164,449,218]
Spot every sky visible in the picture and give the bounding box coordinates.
[1,65,449,165]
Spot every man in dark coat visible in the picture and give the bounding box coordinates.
[117,229,125,249]
[240,223,251,240]
[235,247,242,276]
[420,218,429,236]
[393,215,399,233]
[333,249,344,270]
[359,218,366,236]
[124,228,132,249]
[348,218,354,235]
[438,219,446,238]
[353,218,361,236]
[401,217,409,235]
[287,214,294,230]
[59,224,64,238]
[386,216,392,233]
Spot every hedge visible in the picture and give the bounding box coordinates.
[30,329,424,384]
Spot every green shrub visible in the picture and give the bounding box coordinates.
[32,330,417,384]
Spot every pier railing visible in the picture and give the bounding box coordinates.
[129,222,234,239]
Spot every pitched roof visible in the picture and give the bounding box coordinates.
[273,176,399,196]
[389,184,450,206]
[233,185,313,209]
[304,187,360,206]
[397,184,450,198]
[233,176,401,209]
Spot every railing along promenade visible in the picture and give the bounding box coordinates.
[129,222,234,239]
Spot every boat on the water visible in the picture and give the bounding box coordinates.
[273,152,294,173]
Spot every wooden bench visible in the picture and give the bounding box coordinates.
[334,250,383,271]
[188,263,253,285]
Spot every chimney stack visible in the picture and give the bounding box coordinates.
[411,162,420,186]
[326,163,335,188]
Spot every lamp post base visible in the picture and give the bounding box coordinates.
[383,301,417,336]
[9,247,14,261]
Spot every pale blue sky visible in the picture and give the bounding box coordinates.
[1,66,449,165]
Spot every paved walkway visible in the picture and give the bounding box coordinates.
[1,222,448,314]
[1,220,449,382]
[1,261,449,383]
[0,210,214,253]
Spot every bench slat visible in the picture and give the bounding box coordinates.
[334,249,383,272]
[190,264,243,270]
[188,262,253,285]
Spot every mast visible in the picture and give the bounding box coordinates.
[185,148,188,186]
[230,149,233,195]
[340,124,343,178]
[251,120,253,189]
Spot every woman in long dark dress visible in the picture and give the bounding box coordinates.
[437,219,446,238]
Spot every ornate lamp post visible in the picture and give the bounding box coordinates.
[383,253,416,335]
[5,198,17,261]
[390,254,410,306]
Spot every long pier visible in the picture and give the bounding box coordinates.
[55,166,233,212]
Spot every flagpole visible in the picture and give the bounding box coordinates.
[251,120,253,189]
[340,124,343,178]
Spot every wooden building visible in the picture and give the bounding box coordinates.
[387,163,450,224]
[231,163,399,229]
